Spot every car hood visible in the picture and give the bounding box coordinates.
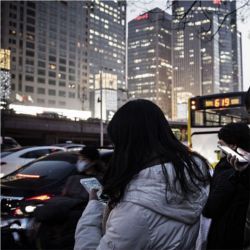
[1,177,63,197]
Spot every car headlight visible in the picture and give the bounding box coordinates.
[24,205,37,213]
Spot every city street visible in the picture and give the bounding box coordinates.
[1,0,250,249]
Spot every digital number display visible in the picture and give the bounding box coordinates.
[204,97,242,109]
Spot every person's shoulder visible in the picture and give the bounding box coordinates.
[190,153,211,176]
[191,153,207,168]
[66,174,86,182]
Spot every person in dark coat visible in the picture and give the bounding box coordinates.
[33,147,105,249]
[203,122,250,250]
[62,146,104,201]
[227,87,250,250]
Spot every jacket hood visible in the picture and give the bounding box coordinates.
[122,157,210,225]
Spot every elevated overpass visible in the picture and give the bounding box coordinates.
[1,112,109,146]
[2,112,187,146]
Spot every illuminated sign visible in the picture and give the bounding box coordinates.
[203,97,242,109]
[190,93,247,111]
[134,13,149,21]
[213,0,222,5]
[0,49,11,70]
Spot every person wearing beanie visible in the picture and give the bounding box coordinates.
[203,122,250,250]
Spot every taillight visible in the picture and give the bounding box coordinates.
[25,194,52,201]
[13,207,23,216]
[16,173,40,179]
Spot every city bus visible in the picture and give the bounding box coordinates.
[169,121,187,145]
[188,91,250,166]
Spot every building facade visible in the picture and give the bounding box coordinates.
[128,8,172,118]
[85,0,126,121]
[1,1,89,111]
[172,0,243,120]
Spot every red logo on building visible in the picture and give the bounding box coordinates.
[134,13,149,21]
[213,0,222,5]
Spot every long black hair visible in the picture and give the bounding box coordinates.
[103,99,210,205]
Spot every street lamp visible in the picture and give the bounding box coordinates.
[97,70,104,147]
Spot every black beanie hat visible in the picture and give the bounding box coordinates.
[79,147,100,161]
[218,122,250,151]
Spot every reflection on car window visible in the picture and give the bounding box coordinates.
[20,149,50,159]
[2,161,75,182]
[49,149,63,153]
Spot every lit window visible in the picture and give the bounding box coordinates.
[49,64,56,70]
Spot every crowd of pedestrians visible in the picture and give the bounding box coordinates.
[33,96,250,250]
[72,99,250,250]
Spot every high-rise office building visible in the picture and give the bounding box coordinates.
[172,0,243,120]
[128,8,172,117]
[1,1,89,111]
[84,0,126,121]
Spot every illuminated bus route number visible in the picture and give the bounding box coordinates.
[214,98,230,107]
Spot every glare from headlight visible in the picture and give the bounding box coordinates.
[25,205,37,213]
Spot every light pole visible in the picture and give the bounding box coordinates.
[100,70,104,147]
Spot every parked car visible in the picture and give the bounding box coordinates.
[0,136,21,151]
[0,146,65,178]
[37,111,67,119]
[0,150,112,249]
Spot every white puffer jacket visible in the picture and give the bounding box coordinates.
[74,158,209,250]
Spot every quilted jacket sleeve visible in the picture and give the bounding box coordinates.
[74,200,105,250]
[74,201,149,250]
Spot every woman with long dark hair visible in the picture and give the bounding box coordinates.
[74,99,210,250]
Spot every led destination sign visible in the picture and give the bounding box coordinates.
[190,94,245,111]
[203,96,242,109]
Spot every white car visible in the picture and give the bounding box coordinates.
[0,146,65,178]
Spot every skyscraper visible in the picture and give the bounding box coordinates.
[128,8,172,117]
[85,0,126,121]
[1,1,88,110]
[172,0,243,120]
